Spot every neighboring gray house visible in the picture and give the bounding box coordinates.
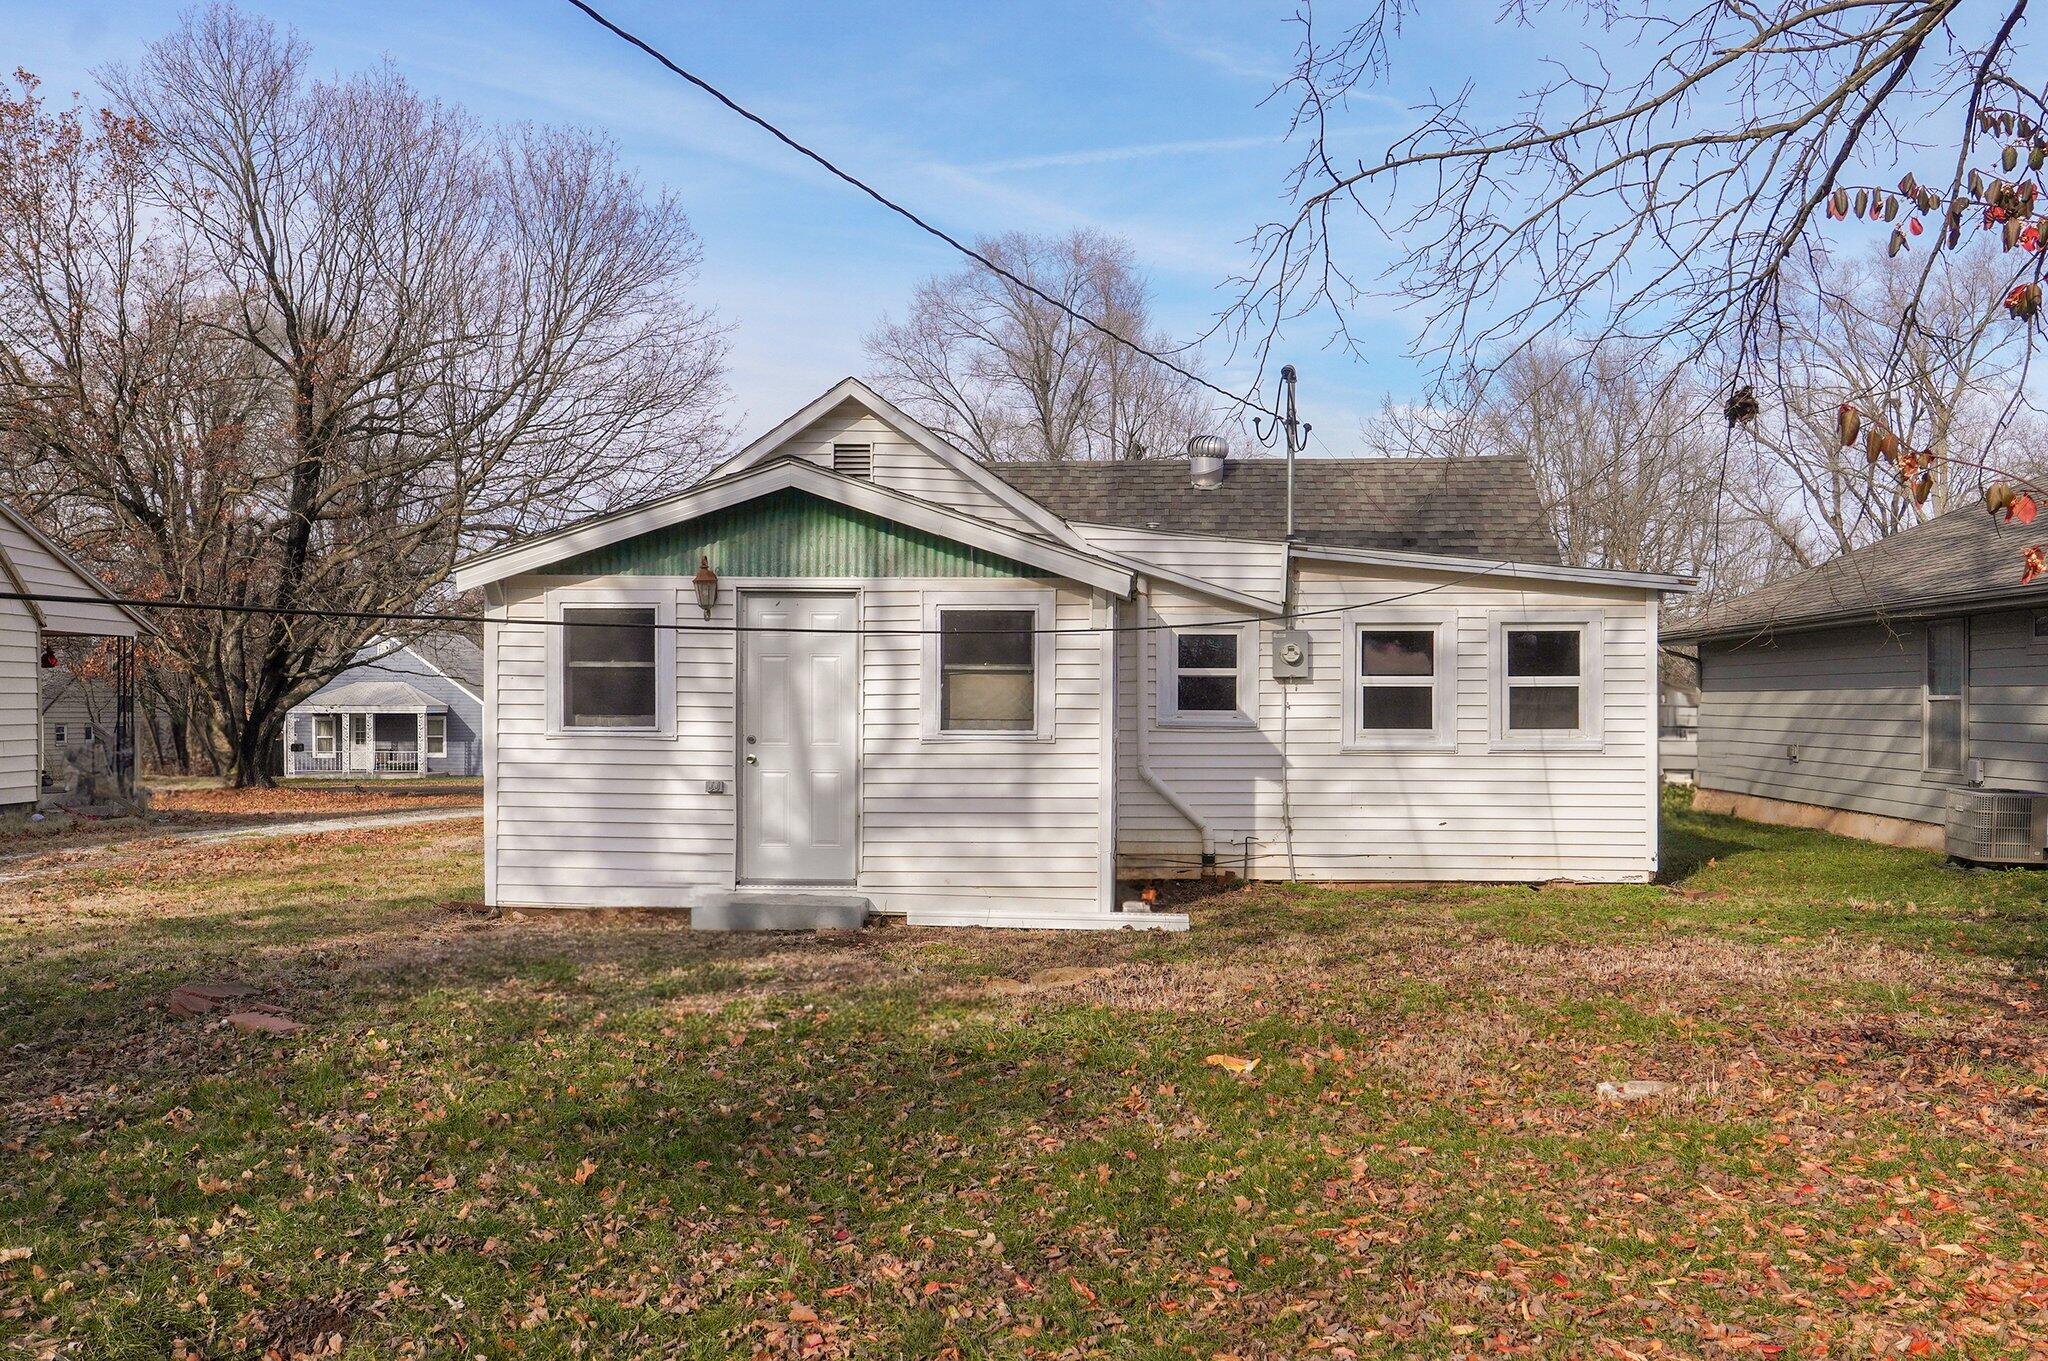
[282,630,484,777]
[1667,508,2048,850]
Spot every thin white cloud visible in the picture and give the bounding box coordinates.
[970,136,1274,173]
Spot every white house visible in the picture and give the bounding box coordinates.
[452,378,1693,929]
[0,502,152,809]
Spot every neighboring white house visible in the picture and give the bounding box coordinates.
[452,378,1693,929]
[0,502,153,810]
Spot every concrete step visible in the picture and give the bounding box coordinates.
[692,892,872,932]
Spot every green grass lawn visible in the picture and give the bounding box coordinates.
[5,795,2048,1358]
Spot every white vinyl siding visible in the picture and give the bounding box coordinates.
[0,517,135,637]
[782,403,1044,533]
[485,574,1107,921]
[1071,525,1288,607]
[0,600,38,807]
[1117,563,1658,882]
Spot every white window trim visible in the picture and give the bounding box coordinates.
[1923,617,1968,778]
[51,723,65,745]
[1488,609,1606,752]
[545,585,678,738]
[312,714,338,757]
[1156,621,1258,727]
[425,713,447,757]
[921,588,1056,742]
[1344,607,1459,752]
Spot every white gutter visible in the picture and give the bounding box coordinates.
[1134,589,1215,867]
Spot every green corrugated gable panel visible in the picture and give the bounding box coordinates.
[549,488,1046,579]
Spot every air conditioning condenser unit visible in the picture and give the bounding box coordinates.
[1945,788,2048,867]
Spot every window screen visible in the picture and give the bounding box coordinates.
[563,606,659,729]
[1504,626,1584,733]
[1359,629,1437,731]
[1925,619,1966,773]
[939,609,1035,732]
[1173,631,1241,714]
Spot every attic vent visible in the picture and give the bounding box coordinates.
[832,443,873,478]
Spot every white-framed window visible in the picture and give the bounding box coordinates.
[546,588,677,737]
[312,714,338,757]
[425,713,447,757]
[349,713,368,747]
[51,724,64,745]
[1345,609,1458,750]
[1158,623,1256,725]
[1925,618,1967,775]
[921,589,1054,740]
[1489,611,1605,749]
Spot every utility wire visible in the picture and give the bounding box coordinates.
[0,565,1505,638]
[559,0,1275,424]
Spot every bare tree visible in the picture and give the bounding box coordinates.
[1369,344,1791,608]
[1233,2,2041,429]
[0,6,729,784]
[867,229,1214,460]
[1735,242,2048,564]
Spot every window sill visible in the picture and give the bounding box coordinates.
[1342,734,1457,753]
[921,728,1052,743]
[1489,734,1605,754]
[545,727,678,741]
[1156,713,1257,730]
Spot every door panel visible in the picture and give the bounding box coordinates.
[740,592,858,883]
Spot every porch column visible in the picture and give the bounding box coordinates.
[417,708,426,774]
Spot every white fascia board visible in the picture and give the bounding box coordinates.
[1289,542,1698,593]
[709,376,1086,548]
[452,459,1135,597]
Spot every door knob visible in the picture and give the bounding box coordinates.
[745,754,758,765]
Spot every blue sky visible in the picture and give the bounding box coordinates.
[10,1,1529,448]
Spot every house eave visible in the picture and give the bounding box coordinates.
[451,460,1136,597]
[1288,541,1697,593]
[1669,586,2048,646]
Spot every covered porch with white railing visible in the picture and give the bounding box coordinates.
[285,680,445,779]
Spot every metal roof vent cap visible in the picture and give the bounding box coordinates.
[1187,435,1228,489]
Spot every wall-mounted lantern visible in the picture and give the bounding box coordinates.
[692,555,719,620]
[40,646,55,668]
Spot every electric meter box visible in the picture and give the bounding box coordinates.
[1272,629,1312,680]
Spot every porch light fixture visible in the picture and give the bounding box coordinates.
[692,555,719,620]
[40,646,55,668]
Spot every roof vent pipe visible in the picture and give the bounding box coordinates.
[1187,435,1228,489]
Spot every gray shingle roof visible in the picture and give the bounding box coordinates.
[989,455,1562,563]
[1667,506,2046,642]
[404,629,484,691]
[302,680,445,711]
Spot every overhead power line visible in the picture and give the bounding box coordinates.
[0,566,1503,638]
[559,0,1277,424]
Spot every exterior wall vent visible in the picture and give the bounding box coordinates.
[831,443,873,478]
[1944,788,2048,866]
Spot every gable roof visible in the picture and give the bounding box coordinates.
[710,377,1083,545]
[987,456,1564,563]
[451,457,1136,596]
[0,502,155,636]
[401,629,484,693]
[1667,507,2040,643]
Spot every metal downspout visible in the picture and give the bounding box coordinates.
[1135,589,1215,866]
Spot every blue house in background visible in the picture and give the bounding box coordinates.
[282,630,484,778]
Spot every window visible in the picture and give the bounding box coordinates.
[425,713,447,757]
[922,592,1052,739]
[51,724,64,745]
[1925,618,1967,774]
[1346,610,1456,748]
[831,442,873,478]
[1490,613,1604,748]
[313,715,338,756]
[349,713,368,747]
[561,606,659,729]
[1160,626,1254,723]
[81,725,92,743]
[939,609,1035,732]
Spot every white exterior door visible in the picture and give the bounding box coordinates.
[739,592,858,884]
